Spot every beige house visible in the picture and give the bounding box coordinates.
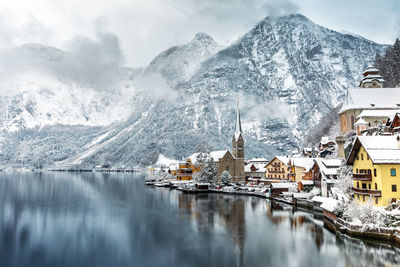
[265,156,290,181]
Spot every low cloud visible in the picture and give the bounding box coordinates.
[135,72,178,100]
[0,28,125,95]
[229,93,292,123]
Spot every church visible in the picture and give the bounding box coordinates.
[336,66,400,158]
[184,100,245,183]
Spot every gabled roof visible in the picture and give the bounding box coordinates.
[357,109,400,119]
[188,150,230,164]
[209,150,230,162]
[313,158,341,179]
[354,118,368,126]
[347,136,400,165]
[291,157,315,171]
[275,156,291,166]
[339,88,400,114]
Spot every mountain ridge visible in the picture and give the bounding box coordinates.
[0,13,389,167]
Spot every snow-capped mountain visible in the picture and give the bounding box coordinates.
[145,32,223,85]
[0,14,389,168]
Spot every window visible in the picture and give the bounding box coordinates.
[226,166,229,171]
[357,194,359,200]
[391,168,396,176]
[367,154,370,160]
[375,183,377,190]
[375,197,378,204]
[374,169,377,177]
[357,182,359,188]
[362,183,367,189]
[361,154,364,160]
[368,184,371,189]
[356,169,358,173]
[356,155,359,161]
[392,185,397,192]
[363,195,365,201]
[392,198,397,203]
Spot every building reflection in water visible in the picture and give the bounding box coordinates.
[178,193,246,267]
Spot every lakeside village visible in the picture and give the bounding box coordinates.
[147,66,400,244]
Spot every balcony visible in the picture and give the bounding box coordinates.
[269,170,284,174]
[352,187,381,197]
[353,173,372,181]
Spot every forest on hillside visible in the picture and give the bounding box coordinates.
[375,38,400,87]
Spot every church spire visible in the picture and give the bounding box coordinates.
[234,98,243,141]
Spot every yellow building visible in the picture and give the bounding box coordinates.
[347,136,400,206]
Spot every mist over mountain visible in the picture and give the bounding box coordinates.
[0,14,388,168]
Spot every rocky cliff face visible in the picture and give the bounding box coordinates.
[0,14,389,168]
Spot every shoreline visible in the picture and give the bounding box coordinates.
[178,186,400,248]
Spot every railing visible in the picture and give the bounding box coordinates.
[353,173,372,181]
[268,170,285,174]
[352,187,381,197]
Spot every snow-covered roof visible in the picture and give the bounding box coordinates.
[275,156,291,166]
[314,158,341,179]
[357,109,400,119]
[322,159,342,167]
[347,136,400,164]
[299,180,314,186]
[291,157,315,171]
[363,66,379,74]
[311,196,331,203]
[321,136,329,145]
[339,88,400,114]
[270,183,296,189]
[187,150,229,164]
[245,162,266,173]
[354,118,368,126]
[169,164,178,171]
[209,150,229,162]
[248,157,268,163]
[188,152,201,165]
[320,198,338,213]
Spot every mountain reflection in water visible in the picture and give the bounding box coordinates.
[0,172,399,267]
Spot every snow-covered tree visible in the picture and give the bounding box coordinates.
[332,164,353,199]
[220,170,232,185]
[375,38,400,87]
[196,159,217,184]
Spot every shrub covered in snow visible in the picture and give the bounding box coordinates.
[309,187,321,197]
[334,198,400,229]
[332,164,353,199]
[220,170,232,185]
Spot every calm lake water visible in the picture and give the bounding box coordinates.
[0,172,399,267]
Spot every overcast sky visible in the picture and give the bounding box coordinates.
[0,0,399,67]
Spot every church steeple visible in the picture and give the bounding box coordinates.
[359,65,384,88]
[234,99,243,141]
[233,99,244,159]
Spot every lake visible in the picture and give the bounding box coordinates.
[0,172,399,267]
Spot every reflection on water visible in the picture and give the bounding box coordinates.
[0,172,399,267]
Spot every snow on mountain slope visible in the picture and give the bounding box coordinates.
[0,14,390,167]
[145,33,223,85]
[0,44,141,131]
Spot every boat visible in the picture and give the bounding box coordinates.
[145,178,156,185]
[154,181,165,187]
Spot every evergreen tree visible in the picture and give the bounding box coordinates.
[196,159,217,184]
[375,38,400,87]
[220,170,232,185]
